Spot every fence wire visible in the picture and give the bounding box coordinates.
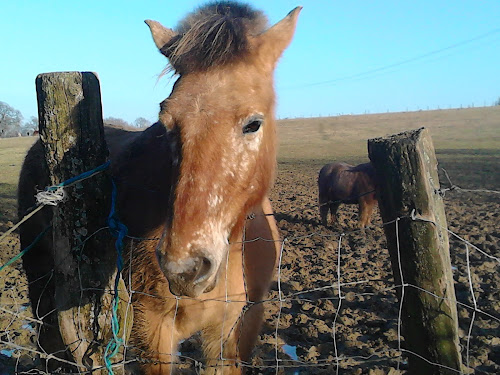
[0,171,499,374]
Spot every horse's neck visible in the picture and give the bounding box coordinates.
[109,123,179,237]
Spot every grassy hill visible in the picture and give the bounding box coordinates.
[277,106,500,162]
[276,106,500,190]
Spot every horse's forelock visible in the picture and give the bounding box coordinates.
[162,1,268,74]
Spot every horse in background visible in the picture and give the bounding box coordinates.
[318,162,377,228]
[18,2,301,374]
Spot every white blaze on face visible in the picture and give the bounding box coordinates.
[194,112,265,262]
[165,218,229,286]
[194,221,229,261]
[168,112,266,284]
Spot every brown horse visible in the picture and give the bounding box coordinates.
[318,162,377,228]
[18,2,301,374]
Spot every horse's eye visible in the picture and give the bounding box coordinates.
[242,117,263,134]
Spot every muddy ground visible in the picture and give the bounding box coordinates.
[0,159,499,374]
[254,161,499,374]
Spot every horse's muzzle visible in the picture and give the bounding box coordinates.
[157,251,218,298]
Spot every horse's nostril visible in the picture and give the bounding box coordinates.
[179,256,213,285]
[162,253,216,297]
[194,256,212,284]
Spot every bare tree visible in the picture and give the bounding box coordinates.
[22,116,38,136]
[104,116,130,128]
[0,101,23,137]
[134,117,152,128]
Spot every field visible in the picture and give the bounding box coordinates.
[0,106,499,374]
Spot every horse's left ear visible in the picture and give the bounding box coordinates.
[145,20,177,56]
[252,6,302,69]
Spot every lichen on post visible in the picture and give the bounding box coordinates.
[368,128,463,375]
[36,72,127,373]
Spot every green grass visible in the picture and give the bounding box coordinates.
[0,136,37,227]
[0,137,37,185]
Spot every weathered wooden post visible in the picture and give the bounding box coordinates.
[368,128,463,375]
[36,72,128,373]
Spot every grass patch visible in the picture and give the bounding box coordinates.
[0,137,37,186]
[0,183,18,230]
[0,137,37,230]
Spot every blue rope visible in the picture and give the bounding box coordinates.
[0,226,51,273]
[48,160,111,190]
[104,178,128,374]
[0,161,111,273]
[0,159,128,373]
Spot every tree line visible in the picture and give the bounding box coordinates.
[0,100,152,138]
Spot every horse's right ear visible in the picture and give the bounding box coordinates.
[252,6,302,70]
[145,20,177,57]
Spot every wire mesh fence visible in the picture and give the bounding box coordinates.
[0,163,499,374]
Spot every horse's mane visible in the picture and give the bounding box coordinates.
[162,1,268,74]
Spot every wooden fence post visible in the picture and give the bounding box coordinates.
[36,72,127,373]
[367,128,463,374]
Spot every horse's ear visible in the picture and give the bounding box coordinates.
[252,6,302,69]
[145,20,177,56]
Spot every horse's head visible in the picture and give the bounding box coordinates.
[146,2,301,298]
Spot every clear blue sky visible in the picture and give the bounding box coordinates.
[1,0,499,124]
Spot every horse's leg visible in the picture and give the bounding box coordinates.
[363,198,376,227]
[239,197,280,363]
[198,252,245,374]
[358,199,371,228]
[319,194,329,226]
[200,198,279,375]
[329,202,340,225]
[200,310,242,375]
[131,300,182,375]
